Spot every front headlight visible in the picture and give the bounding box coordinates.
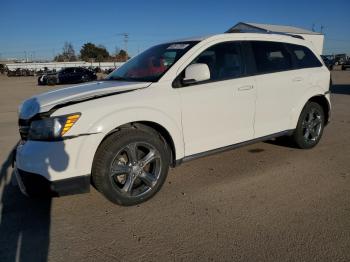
[28,113,81,141]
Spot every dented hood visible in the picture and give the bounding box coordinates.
[19,80,151,119]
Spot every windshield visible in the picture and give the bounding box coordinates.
[106,41,198,82]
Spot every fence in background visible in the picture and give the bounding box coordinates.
[5,61,124,71]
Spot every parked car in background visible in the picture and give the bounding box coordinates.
[334,54,347,65]
[36,67,57,76]
[7,68,35,77]
[320,55,334,70]
[0,64,8,74]
[16,33,331,206]
[341,58,350,71]
[38,67,97,85]
[104,68,115,74]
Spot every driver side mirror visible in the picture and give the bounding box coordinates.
[182,63,210,85]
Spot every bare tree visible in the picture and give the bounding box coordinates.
[54,42,77,62]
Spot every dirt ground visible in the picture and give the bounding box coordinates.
[0,72,349,262]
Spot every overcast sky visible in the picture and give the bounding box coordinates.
[0,0,349,60]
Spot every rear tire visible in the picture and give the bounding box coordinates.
[92,126,170,206]
[292,102,325,149]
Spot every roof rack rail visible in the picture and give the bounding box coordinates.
[225,29,304,40]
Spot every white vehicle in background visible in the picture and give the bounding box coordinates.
[15,32,331,205]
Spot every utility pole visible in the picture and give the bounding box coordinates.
[117,33,129,61]
[121,33,129,61]
[123,33,128,56]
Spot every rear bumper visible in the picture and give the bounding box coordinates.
[15,167,90,197]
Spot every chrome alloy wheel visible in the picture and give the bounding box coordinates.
[302,108,322,143]
[109,142,162,197]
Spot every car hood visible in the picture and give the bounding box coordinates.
[19,80,152,119]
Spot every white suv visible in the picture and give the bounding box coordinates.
[15,33,331,205]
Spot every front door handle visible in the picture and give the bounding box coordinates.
[238,85,253,91]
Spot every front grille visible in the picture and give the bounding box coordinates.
[18,118,30,140]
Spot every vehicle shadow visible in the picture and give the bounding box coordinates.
[0,146,51,262]
[264,136,298,149]
[331,84,350,95]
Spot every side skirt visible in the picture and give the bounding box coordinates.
[175,130,294,166]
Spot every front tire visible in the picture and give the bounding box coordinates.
[292,102,325,149]
[92,126,170,206]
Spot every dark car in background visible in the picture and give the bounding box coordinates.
[334,54,347,66]
[341,57,350,71]
[320,55,334,70]
[38,67,97,85]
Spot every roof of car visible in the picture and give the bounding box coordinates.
[169,32,306,45]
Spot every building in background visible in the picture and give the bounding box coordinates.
[226,22,324,54]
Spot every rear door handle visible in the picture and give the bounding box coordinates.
[292,77,303,82]
[238,85,253,91]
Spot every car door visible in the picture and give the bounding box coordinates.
[248,41,296,138]
[59,68,73,84]
[71,68,82,83]
[176,42,256,156]
[286,43,325,110]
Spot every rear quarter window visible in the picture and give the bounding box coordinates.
[286,44,322,69]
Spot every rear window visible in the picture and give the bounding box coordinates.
[251,41,293,74]
[286,44,322,69]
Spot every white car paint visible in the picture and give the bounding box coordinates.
[16,33,331,187]
[179,76,255,155]
[19,80,151,119]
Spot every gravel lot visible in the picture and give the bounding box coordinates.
[0,71,349,262]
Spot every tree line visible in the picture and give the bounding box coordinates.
[54,42,129,62]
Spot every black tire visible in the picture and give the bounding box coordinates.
[47,77,56,85]
[92,125,170,206]
[292,102,325,149]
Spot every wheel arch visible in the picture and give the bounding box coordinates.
[308,95,331,125]
[101,121,178,167]
[67,104,185,180]
[291,93,331,129]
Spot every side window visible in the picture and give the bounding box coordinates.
[251,41,293,73]
[287,44,322,69]
[190,42,245,81]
